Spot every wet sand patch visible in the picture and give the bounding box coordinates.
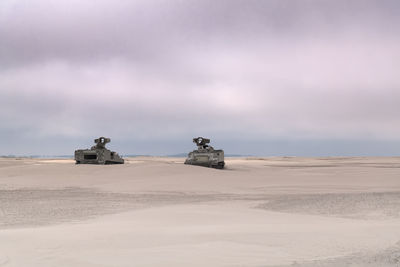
[3,188,400,229]
[0,188,238,228]
[273,241,400,267]
[258,191,400,219]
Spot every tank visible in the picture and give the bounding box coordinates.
[75,137,124,164]
[184,137,225,169]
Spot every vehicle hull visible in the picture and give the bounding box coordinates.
[184,149,225,169]
[74,149,124,164]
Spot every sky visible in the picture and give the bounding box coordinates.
[1,0,400,156]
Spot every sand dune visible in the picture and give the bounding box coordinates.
[0,157,400,266]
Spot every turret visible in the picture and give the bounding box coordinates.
[91,137,111,150]
[193,137,213,151]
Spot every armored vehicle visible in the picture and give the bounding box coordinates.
[75,137,124,164]
[184,137,225,169]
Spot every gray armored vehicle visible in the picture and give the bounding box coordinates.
[75,137,124,164]
[184,137,225,169]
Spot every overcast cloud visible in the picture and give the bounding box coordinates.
[1,0,400,156]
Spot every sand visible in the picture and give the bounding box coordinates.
[0,157,400,266]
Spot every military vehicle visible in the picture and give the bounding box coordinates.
[75,137,124,164]
[184,137,225,169]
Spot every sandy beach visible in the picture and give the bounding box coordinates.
[1,157,400,266]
